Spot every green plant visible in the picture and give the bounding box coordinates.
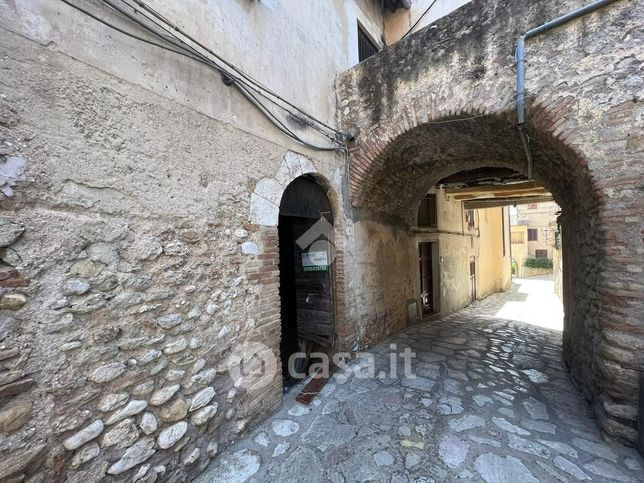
[524,257,553,269]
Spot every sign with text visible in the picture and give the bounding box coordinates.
[302,250,329,272]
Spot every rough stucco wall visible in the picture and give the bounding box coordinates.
[553,240,563,299]
[436,235,473,314]
[516,202,560,258]
[0,0,386,145]
[0,29,348,482]
[350,220,414,348]
[337,0,643,443]
[510,225,530,278]
[383,0,471,44]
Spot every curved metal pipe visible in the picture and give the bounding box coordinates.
[515,0,621,179]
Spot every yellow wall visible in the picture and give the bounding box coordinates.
[510,225,529,277]
[477,207,512,299]
[414,190,511,316]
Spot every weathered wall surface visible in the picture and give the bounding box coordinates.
[349,220,414,348]
[337,0,643,443]
[350,188,512,350]
[0,0,388,154]
[0,29,348,482]
[510,225,529,276]
[384,0,472,44]
[514,201,560,259]
[553,239,564,300]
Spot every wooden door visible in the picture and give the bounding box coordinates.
[291,219,334,347]
[418,242,434,314]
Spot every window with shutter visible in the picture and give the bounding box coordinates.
[417,194,437,228]
[528,228,538,241]
[358,23,379,63]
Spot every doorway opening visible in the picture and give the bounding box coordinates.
[278,176,335,392]
[418,241,439,315]
[469,257,477,303]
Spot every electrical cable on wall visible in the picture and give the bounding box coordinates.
[110,0,343,150]
[119,0,344,150]
[57,0,346,152]
[400,0,438,40]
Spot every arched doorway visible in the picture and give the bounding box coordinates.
[278,175,335,390]
[341,106,640,442]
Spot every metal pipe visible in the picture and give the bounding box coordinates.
[515,0,620,178]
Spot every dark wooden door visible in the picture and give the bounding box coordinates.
[291,219,334,347]
[418,242,434,314]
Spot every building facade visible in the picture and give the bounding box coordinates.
[510,201,560,277]
[413,189,511,318]
[0,0,641,481]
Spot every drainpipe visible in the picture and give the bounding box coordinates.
[515,0,620,179]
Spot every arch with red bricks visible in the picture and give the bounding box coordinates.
[337,0,641,444]
[345,98,641,444]
[247,157,351,406]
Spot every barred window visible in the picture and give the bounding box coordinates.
[358,24,379,62]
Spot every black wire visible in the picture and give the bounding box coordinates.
[236,82,339,151]
[108,0,342,145]
[129,0,342,137]
[57,0,198,59]
[118,0,342,149]
[58,0,344,151]
[401,0,439,40]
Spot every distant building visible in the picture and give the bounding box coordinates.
[413,188,512,319]
[510,202,560,277]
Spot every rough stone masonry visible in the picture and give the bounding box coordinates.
[0,0,642,482]
[337,0,643,448]
[0,27,305,482]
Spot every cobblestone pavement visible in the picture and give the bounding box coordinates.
[196,279,643,482]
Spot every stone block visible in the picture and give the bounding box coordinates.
[63,420,104,450]
[0,219,24,247]
[0,400,32,433]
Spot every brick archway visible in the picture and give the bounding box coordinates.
[344,101,639,443]
[247,150,351,374]
[336,0,641,443]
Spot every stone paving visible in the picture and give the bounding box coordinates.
[196,279,643,482]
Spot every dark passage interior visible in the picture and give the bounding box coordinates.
[278,176,334,391]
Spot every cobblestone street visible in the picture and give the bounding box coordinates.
[197,278,642,483]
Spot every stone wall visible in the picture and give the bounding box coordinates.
[0,29,345,482]
[522,267,554,278]
[336,0,643,444]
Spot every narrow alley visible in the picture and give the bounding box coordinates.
[197,278,643,482]
[1,2,641,480]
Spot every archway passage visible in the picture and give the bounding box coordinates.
[339,107,639,445]
[278,176,335,390]
[334,0,640,446]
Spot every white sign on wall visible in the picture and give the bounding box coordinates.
[302,251,329,272]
